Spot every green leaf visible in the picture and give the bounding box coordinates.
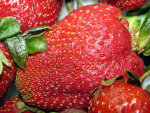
[0,49,11,67]
[126,15,145,32]
[22,26,52,40]
[0,61,3,75]
[126,3,150,32]
[0,17,20,40]
[137,9,150,55]
[101,78,117,86]
[5,35,28,69]
[126,3,150,55]
[101,76,124,86]
[26,36,48,54]
[93,87,103,101]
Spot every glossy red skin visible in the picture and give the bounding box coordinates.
[0,0,63,32]
[99,0,146,10]
[0,41,16,106]
[89,81,150,113]
[16,4,145,111]
[0,97,32,113]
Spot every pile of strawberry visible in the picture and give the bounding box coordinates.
[0,0,150,113]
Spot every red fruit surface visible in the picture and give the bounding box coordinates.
[16,4,145,111]
[0,41,16,106]
[0,0,63,32]
[0,96,32,113]
[89,81,150,113]
[99,0,146,10]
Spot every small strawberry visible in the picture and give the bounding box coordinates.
[88,75,150,113]
[99,0,146,10]
[0,96,32,113]
[16,3,145,111]
[0,0,64,32]
[0,96,46,113]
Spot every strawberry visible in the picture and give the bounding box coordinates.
[0,0,64,32]
[16,3,145,111]
[88,80,150,113]
[0,41,16,106]
[98,0,146,10]
[0,96,46,113]
[0,96,32,113]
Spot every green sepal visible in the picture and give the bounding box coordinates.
[126,15,145,32]
[126,3,150,55]
[101,76,124,86]
[0,61,3,75]
[0,17,20,40]
[0,49,12,67]
[138,10,150,51]
[26,36,48,54]
[126,3,150,32]
[0,49,12,74]
[16,101,26,109]
[5,34,28,69]
[22,26,52,40]
[17,101,46,113]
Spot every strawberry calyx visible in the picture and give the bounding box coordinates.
[15,100,46,113]
[0,17,51,69]
[126,3,150,56]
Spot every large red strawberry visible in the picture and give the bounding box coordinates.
[16,3,145,111]
[0,0,63,32]
[88,80,150,113]
[0,41,16,106]
[99,0,146,10]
